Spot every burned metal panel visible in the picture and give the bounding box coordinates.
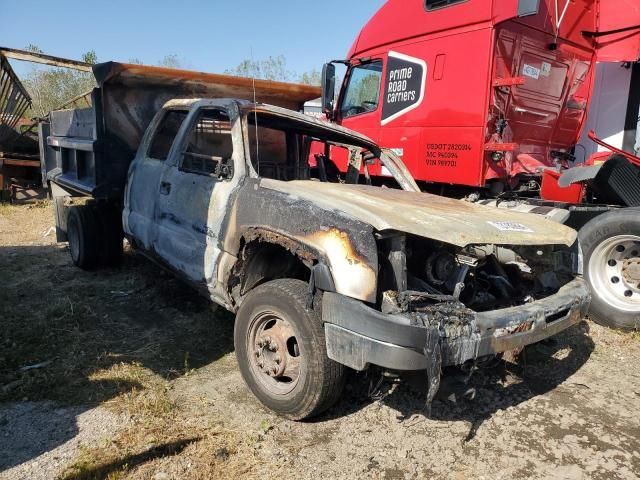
[228,179,379,303]
[49,108,95,139]
[0,47,92,72]
[89,62,320,200]
[0,54,31,145]
[259,179,578,247]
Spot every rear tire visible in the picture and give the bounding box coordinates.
[67,205,101,270]
[234,279,345,420]
[579,208,640,330]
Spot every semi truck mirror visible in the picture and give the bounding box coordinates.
[321,63,336,118]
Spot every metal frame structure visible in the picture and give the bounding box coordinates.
[0,53,32,144]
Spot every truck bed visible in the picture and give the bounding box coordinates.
[41,62,320,199]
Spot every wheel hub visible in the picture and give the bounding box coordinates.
[622,258,640,285]
[589,235,640,311]
[248,312,301,395]
[255,333,287,377]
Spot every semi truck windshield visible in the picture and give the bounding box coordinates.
[340,62,383,119]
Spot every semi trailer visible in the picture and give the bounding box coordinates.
[39,62,590,418]
[320,0,640,329]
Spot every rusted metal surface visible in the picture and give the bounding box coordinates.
[0,54,31,145]
[92,62,320,106]
[0,47,92,72]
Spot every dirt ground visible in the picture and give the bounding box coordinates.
[1,202,640,480]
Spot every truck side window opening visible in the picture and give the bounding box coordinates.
[340,62,383,119]
[425,0,467,11]
[147,110,188,161]
[181,108,233,176]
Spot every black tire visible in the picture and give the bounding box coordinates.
[96,204,123,267]
[67,205,101,270]
[579,208,640,330]
[234,279,345,420]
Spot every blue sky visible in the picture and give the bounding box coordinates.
[1,0,385,77]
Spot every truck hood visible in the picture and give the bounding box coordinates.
[260,179,577,247]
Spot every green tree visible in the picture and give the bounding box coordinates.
[298,69,321,86]
[225,55,321,85]
[225,55,293,82]
[21,45,97,118]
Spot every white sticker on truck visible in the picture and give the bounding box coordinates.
[488,221,534,233]
[522,64,540,80]
[540,62,551,77]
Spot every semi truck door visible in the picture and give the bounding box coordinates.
[339,61,384,143]
[124,108,188,250]
[153,105,235,287]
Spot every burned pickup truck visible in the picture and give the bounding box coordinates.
[41,63,590,419]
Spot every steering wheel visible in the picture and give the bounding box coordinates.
[345,106,366,116]
[362,101,377,111]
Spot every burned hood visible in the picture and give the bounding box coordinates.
[260,180,577,247]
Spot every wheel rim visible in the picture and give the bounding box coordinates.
[68,219,80,263]
[247,311,302,395]
[588,234,640,312]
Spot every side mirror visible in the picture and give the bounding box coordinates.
[321,63,336,118]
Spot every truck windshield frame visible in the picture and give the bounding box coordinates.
[340,61,383,119]
[242,108,419,191]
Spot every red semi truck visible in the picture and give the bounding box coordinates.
[320,0,640,329]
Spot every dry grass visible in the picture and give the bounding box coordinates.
[1,202,248,479]
[89,363,175,418]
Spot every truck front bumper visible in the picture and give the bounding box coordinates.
[322,278,591,371]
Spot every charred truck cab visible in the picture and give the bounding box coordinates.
[42,62,589,420]
[321,0,640,330]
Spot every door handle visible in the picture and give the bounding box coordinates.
[160,181,172,195]
[514,106,549,118]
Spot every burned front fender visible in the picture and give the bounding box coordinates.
[227,179,379,303]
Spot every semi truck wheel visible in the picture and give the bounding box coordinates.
[579,208,640,330]
[234,279,345,420]
[67,205,101,270]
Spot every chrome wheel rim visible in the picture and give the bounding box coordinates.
[588,235,640,312]
[247,311,302,395]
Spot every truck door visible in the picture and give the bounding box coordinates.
[124,107,189,250]
[339,60,384,141]
[153,104,236,288]
[336,60,384,171]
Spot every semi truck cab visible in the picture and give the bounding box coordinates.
[321,0,640,330]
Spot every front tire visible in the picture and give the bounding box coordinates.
[580,208,640,330]
[234,279,345,420]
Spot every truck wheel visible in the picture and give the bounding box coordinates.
[579,208,640,330]
[234,279,345,420]
[96,205,123,267]
[67,205,101,270]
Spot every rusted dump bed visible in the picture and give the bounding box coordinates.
[42,62,320,199]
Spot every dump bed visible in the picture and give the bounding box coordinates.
[41,62,320,199]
